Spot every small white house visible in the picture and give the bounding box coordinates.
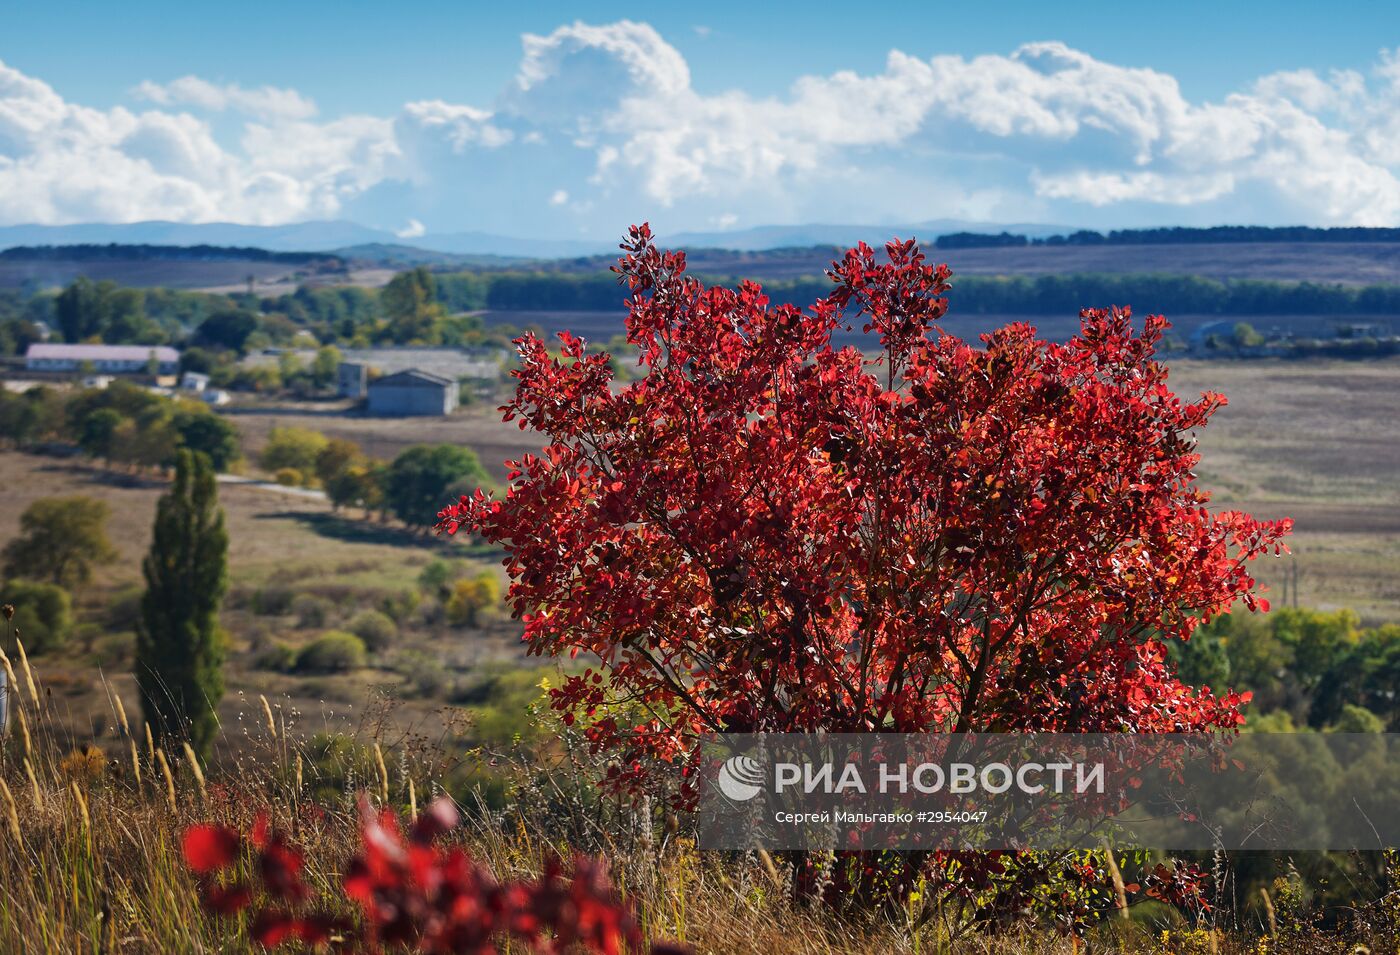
[181,372,211,392]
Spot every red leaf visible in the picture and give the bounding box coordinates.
[251,909,297,948]
[201,882,252,915]
[182,825,240,874]
[410,796,460,844]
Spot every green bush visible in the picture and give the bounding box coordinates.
[416,558,459,600]
[394,650,449,698]
[2,579,74,653]
[449,664,552,746]
[105,584,144,632]
[347,609,397,651]
[251,586,296,616]
[445,572,501,627]
[295,631,367,673]
[260,426,328,476]
[380,588,420,623]
[274,467,305,487]
[93,631,135,666]
[291,593,335,629]
[1329,703,1384,733]
[253,641,297,673]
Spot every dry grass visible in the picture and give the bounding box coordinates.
[0,450,528,762]
[226,400,536,483]
[4,637,1392,955]
[657,241,1400,285]
[1168,359,1400,622]
[227,358,1400,621]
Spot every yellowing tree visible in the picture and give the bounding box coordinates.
[3,496,117,587]
[445,572,501,627]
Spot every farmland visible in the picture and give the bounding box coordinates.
[530,239,1400,285]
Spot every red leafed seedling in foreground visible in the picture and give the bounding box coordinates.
[437,224,1290,788]
[183,797,681,953]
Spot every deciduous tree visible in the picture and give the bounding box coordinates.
[259,425,328,480]
[3,495,117,587]
[438,225,1290,778]
[445,572,501,627]
[386,444,488,528]
[381,267,445,344]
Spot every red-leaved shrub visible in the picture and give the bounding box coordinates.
[183,796,681,954]
[433,225,1287,926]
[437,226,1289,783]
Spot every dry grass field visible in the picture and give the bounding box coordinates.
[1169,359,1400,623]
[225,399,539,483]
[0,450,532,761]
[666,240,1400,284]
[225,358,1400,621]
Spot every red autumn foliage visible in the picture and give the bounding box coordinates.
[1138,860,1212,911]
[182,796,678,954]
[183,823,242,874]
[436,225,1290,790]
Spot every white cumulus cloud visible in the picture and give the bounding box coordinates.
[8,27,1400,231]
[133,76,318,120]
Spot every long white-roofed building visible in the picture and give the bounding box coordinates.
[25,343,179,375]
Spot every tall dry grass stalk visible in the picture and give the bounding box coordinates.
[181,742,208,804]
[154,748,177,813]
[374,742,391,805]
[0,646,18,705]
[0,778,20,844]
[14,637,39,708]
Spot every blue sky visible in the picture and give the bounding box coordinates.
[3,2,1400,238]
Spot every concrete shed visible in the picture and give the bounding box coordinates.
[366,368,458,416]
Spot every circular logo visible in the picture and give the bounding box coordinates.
[717,754,764,802]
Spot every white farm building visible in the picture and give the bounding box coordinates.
[25,343,179,375]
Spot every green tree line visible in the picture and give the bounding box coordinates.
[0,379,240,470]
[1173,606,1400,731]
[7,262,1400,366]
[937,225,1400,247]
[256,424,492,528]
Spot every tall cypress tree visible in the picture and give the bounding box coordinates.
[136,449,228,759]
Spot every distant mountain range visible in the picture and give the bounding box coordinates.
[0,221,609,258]
[0,218,1073,259]
[667,220,1072,251]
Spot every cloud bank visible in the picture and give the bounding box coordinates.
[5,21,1400,233]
